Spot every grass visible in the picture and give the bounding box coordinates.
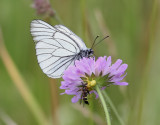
[0,0,160,125]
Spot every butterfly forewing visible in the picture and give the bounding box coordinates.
[30,20,87,78]
[54,25,87,50]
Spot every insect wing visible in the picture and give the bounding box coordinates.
[54,25,87,50]
[30,20,86,78]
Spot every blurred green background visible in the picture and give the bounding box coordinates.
[0,0,159,125]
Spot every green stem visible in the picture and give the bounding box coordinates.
[102,91,125,125]
[96,85,111,125]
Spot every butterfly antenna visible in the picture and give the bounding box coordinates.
[91,35,100,49]
[93,35,109,48]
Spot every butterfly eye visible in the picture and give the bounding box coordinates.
[89,49,94,55]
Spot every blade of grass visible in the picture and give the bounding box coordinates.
[49,79,60,125]
[0,29,49,125]
[0,110,17,125]
[94,9,117,58]
[137,0,158,124]
[80,0,87,42]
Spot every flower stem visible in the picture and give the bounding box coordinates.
[96,85,111,125]
[102,91,125,125]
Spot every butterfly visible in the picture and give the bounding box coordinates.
[30,20,94,78]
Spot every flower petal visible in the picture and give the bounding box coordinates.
[65,87,79,95]
[75,58,95,76]
[95,56,107,76]
[109,73,127,82]
[113,82,128,86]
[110,59,122,71]
[102,56,111,76]
[110,64,128,76]
[71,93,82,103]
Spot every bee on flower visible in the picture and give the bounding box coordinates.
[60,56,128,104]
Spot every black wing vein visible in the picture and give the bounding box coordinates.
[54,26,81,50]
[47,57,75,75]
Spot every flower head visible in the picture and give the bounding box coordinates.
[32,0,55,16]
[60,56,128,103]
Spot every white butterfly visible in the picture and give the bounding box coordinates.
[30,20,94,78]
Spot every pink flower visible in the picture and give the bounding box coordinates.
[32,0,55,16]
[60,56,128,103]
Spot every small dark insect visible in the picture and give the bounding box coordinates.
[80,83,90,105]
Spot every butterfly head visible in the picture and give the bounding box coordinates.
[86,49,94,58]
[88,49,94,56]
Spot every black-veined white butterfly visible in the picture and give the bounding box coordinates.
[30,20,94,78]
